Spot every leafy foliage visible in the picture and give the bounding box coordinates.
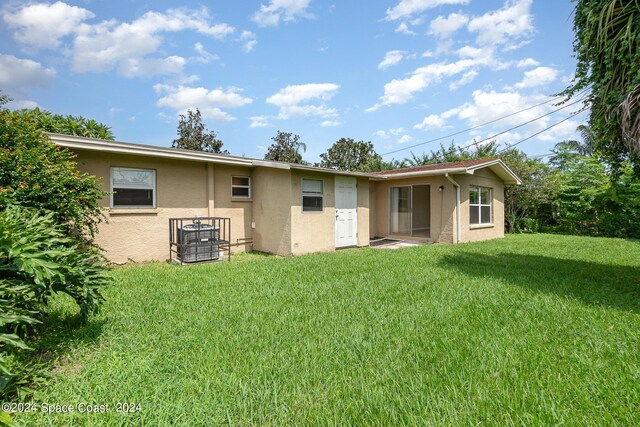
[319,138,381,171]
[405,141,500,166]
[499,149,558,233]
[11,108,114,140]
[549,141,640,237]
[172,108,227,153]
[0,98,110,401]
[565,0,640,171]
[0,107,106,239]
[264,131,307,164]
[0,204,110,398]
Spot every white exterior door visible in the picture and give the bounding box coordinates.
[335,177,358,248]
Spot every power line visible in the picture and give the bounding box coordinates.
[380,91,588,157]
[497,109,588,154]
[453,95,588,153]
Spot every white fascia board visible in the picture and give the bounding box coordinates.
[375,167,469,180]
[48,133,254,167]
[252,159,291,170]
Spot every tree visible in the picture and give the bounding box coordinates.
[319,138,381,171]
[264,131,306,163]
[564,0,640,171]
[548,141,640,238]
[11,108,114,140]
[173,108,227,153]
[405,141,500,166]
[500,148,558,233]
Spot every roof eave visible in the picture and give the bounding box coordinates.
[48,133,254,167]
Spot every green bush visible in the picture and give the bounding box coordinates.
[0,108,106,239]
[0,204,110,398]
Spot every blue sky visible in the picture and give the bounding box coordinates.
[0,0,586,162]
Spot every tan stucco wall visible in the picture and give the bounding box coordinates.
[251,167,292,256]
[356,178,370,247]
[456,168,505,243]
[370,175,456,243]
[289,171,336,255]
[211,164,253,253]
[287,172,370,256]
[73,150,209,263]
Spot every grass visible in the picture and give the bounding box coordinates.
[14,234,640,426]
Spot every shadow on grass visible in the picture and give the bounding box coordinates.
[439,252,640,312]
[3,306,105,400]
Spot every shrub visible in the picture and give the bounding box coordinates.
[0,108,106,239]
[0,204,110,398]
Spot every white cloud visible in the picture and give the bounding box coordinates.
[266,83,340,119]
[193,42,219,63]
[516,58,540,68]
[251,0,312,27]
[154,84,252,122]
[367,59,477,111]
[2,1,94,49]
[4,4,235,77]
[449,70,478,90]
[414,114,446,130]
[378,50,407,70]
[428,13,468,38]
[118,56,186,77]
[0,54,56,94]
[395,22,416,35]
[431,89,583,145]
[6,99,40,110]
[249,116,270,128]
[397,134,414,144]
[72,8,234,76]
[321,120,340,127]
[386,0,470,21]
[375,128,406,139]
[514,66,558,89]
[238,31,257,52]
[467,0,534,48]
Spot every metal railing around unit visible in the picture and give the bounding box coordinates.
[169,217,231,265]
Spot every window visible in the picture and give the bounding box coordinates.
[302,179,323,212]
[231,176,251,198]
[111,167,155,208]
[469,186,492,225]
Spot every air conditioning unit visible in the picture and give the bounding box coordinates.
[177,223,220,263]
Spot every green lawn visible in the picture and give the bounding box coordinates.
[15,234,640,426]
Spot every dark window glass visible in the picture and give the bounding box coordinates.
[470,206,479,225]
[469,188,479,204]
[480,188,490,204]
[303,196,323,212]
[232,176,250,186]
[481,206,491,224]
[232,186,250,197]
[113,188,153,207]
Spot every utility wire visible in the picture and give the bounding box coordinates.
[453,95,588,153]
[393,95,587,156]
[381,90,589,157]
[497,109,588,154]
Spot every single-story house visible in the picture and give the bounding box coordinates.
[49,133,521,264]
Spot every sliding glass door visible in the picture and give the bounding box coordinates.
[390,186,411,235]
[389,185,431,237]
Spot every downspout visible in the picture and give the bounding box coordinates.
[445,173,461,243]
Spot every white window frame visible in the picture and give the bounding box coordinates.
[231,176,251,199]
[469,186,492,226]
[301,178,324,213]
[110,167,156,209]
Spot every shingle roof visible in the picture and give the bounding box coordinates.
[372,158,500,175]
